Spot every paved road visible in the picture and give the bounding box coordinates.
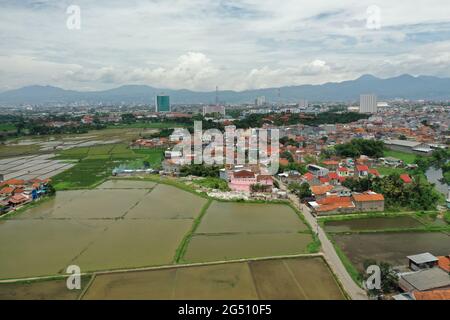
[288,194,368,300]
[276,178,367,300]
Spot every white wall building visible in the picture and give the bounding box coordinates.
[359,94,378,114]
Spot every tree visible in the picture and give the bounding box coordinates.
[335,139,384,158]
[363,260,398,298]
[46,184,56,196]
[289,182,312,200]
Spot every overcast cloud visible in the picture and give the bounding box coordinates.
[1,0,450,91]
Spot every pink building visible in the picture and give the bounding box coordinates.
[229,170,256,192]
[229,170,273,193]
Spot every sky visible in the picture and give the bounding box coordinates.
[1,0,450,92]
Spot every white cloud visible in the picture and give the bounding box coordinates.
[1,1,450,91]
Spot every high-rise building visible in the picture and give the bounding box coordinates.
[359,94,377,113]
[155,95,171,112]
[255,96,266,107]
[298,99,308,109]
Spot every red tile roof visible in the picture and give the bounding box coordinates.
[279,158,290,166]
[438,256,450,272]
[368,169,380,177]
[322,160,339,166]
[356,165,369,171]
[303,172,314,181]
[0,186,15,194]
[337,167,348,172]
[311,185,334,195]
[353,193,385,202]
[4,179,25,186]
[413,289,450,300]
[400,174,412,183]
[233,170,255,178]
[328,172,339,180]
[319,177,330,184]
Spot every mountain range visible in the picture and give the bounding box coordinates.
[1,74,450,105]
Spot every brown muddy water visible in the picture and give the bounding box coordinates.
[0,182,201,279]
[82,257,345,300]
[0,277,91,300]
[1,180,312,280]
[324,216,423,233]
[332,231,450,272]
[183,233,312,263]
[196,201,308,234]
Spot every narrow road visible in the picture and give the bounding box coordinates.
[276,178,367,300]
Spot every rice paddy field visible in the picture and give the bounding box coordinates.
[321,214,450,275]
[0,257,346,300]
[182,201,313,263]
[0,180,316,283]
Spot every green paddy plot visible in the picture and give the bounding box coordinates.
[183,233,312,263]
[323,216,424,233]
[332,231,450,272]
[0,219,111,279]
[125,184,207,219]
[0,277,90,300]
[82,257,345,300]
[73,220,193,272]
[96,179,157,189]
[51,189,149,219]
[196,201,308,234]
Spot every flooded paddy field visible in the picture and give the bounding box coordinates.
[332,231,450,272]
[0,277,91,300]
[1,180,314,281]
[82,257,345,300]
[323,216,424,233]
[184,233,312,263]
[0,181,202,279]
[0,154,75,181]
[183,201,312,263]
[0,219,112,279]
[125,184,207,219]
[197,201,308,234]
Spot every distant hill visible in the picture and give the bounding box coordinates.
[1,74,450,105]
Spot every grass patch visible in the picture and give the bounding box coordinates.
[377,166,408,176]
[192,177,230,191]
[107,122,188,129]
[306,233,321,254]
[174,199,213,264]
[384,150,417,164]
[52,159,116,190]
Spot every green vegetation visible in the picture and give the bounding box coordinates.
[444,211,450,224]
[233,112,369,129]
[0,123,16,132]
[174,199,211,263]
[180,164,222,178]
[306,233,321,254]
[52,144,164,190]
[335,139,384,158]
[362,260,398,298]
[288,182,312,200]
[342,173,441,211]
[52,159,115,190]
[383,150,416,164]
[376,166,408,176]
[108,122,188,129]
[193,177,230,191]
